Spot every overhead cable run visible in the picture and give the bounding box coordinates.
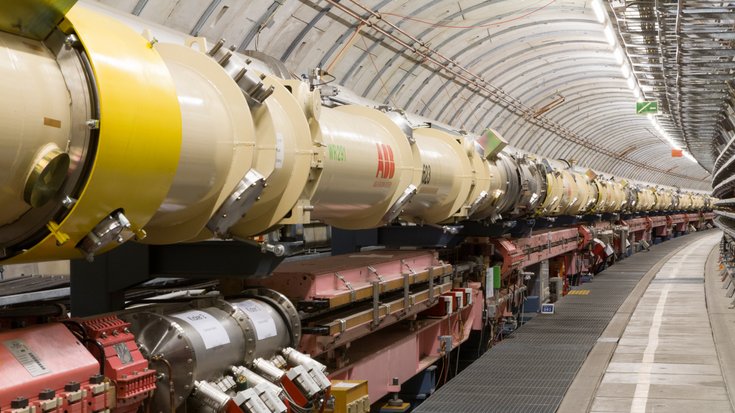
[609,0,735,173]
[322,0,709,184]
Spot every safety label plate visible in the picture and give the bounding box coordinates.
[235,300,278,340]
[4,339,51,377]
[171,310,231,349]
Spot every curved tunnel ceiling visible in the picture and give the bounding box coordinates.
[97,0,714,190]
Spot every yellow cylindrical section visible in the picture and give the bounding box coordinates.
[4,5,182,264]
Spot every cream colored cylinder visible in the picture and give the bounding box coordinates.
[656,189,671,211]
[226,74,313,237]
[402,128,473,224]
[647,187,658,211]
[0,32,71,226]
[470,156,506,220]
[635,187,649,212]
[594,180,613,213]
[690,194,702,210]
[465,143,494,219]
[570,172,594,215]
[508,156,545,217]
[143,43,255,243]
[671,192,681,210]
[493,153,522,217]
[679,193,693,210]
[539,172,564,215]
[553,170,579,216]
[309,105,420,228]
[609,181,626,212]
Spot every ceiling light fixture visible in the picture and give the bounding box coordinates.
[591,0,607,23]
[613,47,623,64]
[626,76,635,90]
[604,24,616,47]
[621,63,631,79]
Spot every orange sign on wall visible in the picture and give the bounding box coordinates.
[672,148,683,157]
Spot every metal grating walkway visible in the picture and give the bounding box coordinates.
[414,231,713,413]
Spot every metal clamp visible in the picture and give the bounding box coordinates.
[208,38,274,105]
[372,281,381,327]
[467,191,489,217]
[428,267,435,302]
[335,272,356,302]
[401,259,417,277]
[403,273,410,309]
[367,266,384,283]
[381,184,418,225]
[77,211,132,261]
[378,107,415,144]
[207,169,265,238]
[260,242,286,257]
[440,225,462,235]
[337,319,347,334]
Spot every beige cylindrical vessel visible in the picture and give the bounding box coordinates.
[634,187,647,212]
[553,170,579,216]
[225,73,314,236]
[539,171,564,216]
[609,181,626,212]
[679,192,693,210]
[593,180,612,213]
[640,187,657,211]
[691,194,704,210]
[655,188,671,211]
[402,128,474,224]
[465,141,494,219]
[309,105,420,229]
[469,157,505,220]
[142,42,255,244]
[570,172,595,215]
[511,156,546,217]
[494,153,523,217]
[0,32,72,226]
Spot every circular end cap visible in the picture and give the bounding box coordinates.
[24,147,70,208]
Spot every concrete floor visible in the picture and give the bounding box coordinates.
[564,232,735,413]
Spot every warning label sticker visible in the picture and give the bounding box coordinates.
[171,310,231,349]
[235,300,278,340]
[4,339,51,377]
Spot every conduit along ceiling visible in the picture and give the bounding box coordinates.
[98,0,717,190]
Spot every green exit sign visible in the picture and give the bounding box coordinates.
[636,101,658,114]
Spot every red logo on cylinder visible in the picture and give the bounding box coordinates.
[376,143,395,179]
